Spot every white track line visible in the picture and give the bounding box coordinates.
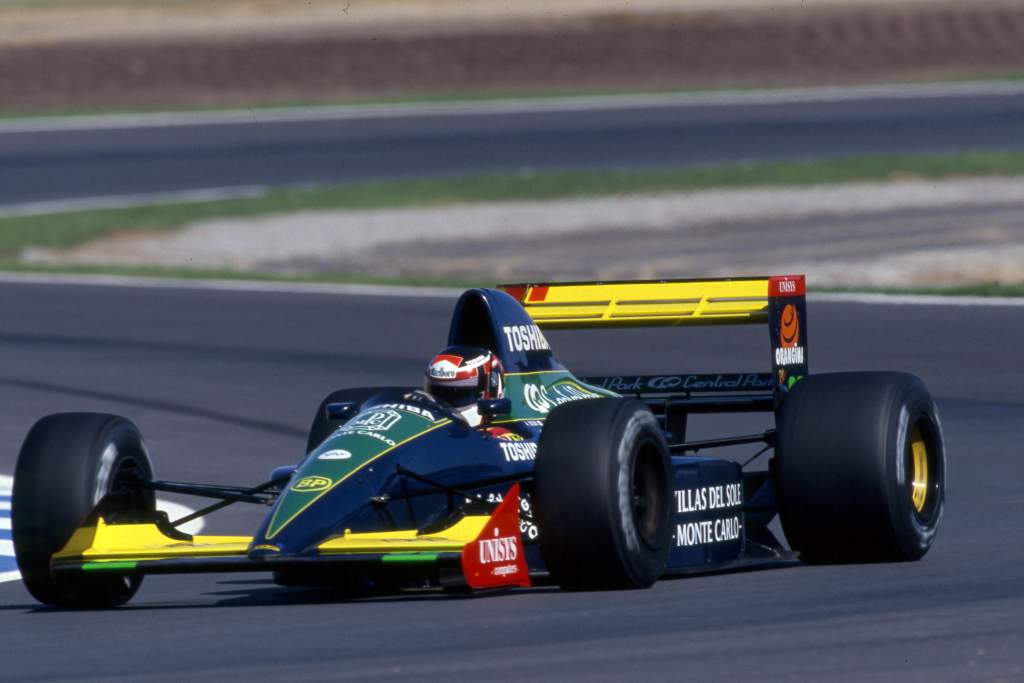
[811,292,1024,307]
[157,500,205,537]
[0,186,270,219]
[0,271,462,298]
[3,81,1024,134]
[2,270,1022,306]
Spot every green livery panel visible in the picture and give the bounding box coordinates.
[502,371,617,421]
[265,405,451,539]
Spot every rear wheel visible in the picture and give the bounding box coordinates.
[534,398,672,590]
[13,413,155,608]
[776,372,945,563]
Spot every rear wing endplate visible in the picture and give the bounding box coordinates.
[500,275,808,387]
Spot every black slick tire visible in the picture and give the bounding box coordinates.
[534,398,672,590]
[13,413,155,608]
[776,372,945,563]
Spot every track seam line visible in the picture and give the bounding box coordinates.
[810,292,1024,307]
[0,271,1021,306]
[4,80,1024,134]
[0,272,462,298]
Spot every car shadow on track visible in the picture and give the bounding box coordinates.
[4,561,808,613]
[2,580,560,613]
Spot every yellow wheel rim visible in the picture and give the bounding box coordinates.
[910,425,929,513]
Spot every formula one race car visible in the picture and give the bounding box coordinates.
[11,276,946,607]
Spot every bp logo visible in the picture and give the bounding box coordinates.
[291,475,332,492]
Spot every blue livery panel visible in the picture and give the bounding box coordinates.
[667,457,745,569]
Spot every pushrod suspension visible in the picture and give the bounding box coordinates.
[669,429,776,454]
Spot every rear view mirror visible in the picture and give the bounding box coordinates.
[477,398,512,418]
[325,401,359,421]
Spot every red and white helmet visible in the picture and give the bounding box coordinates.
[424,346,504,426]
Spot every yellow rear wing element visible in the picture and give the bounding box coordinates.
[500,275,809,386]
[499,277,777,329]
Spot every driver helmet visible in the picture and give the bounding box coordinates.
[424,346,504,427]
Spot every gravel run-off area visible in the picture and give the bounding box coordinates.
[23,177,1024,288]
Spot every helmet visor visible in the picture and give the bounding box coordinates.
[425,381,480,409]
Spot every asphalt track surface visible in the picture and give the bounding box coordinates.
[4,88,1024,207]
[0,281,1021,681]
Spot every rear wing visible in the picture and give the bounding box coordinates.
[499,275,808,388]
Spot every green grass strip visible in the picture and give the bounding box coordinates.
[0,259,484,289]
[380,553,440,564]
[80,561,139,571]
[5,150,1024,258]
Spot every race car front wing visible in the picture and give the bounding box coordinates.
[51,485,532,590]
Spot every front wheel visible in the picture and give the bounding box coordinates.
[776,372,946,563]
[13,413,155,607]
[534,398,672,590]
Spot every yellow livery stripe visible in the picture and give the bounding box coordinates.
[500,278,770,329]
[317,515,488,555]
